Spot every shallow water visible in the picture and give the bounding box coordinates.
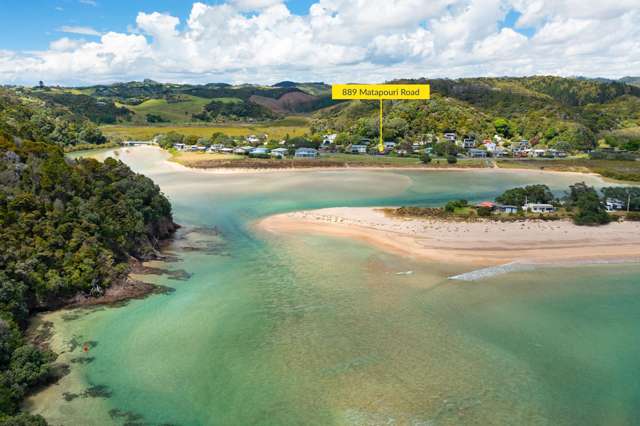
[28,147,640,425]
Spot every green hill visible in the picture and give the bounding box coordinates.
[312,76,640,152]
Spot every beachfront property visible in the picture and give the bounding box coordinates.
[523,203,556,213]
[245,135,261,144]
[468,148,487,158]
[383,141,397,151]
[294,147,319,158]
[443,132,457,142]
[512,140,531,158]
[606,198,626,211]
[173,143,186,150]
[322,134,337,146]
[461,137,476,149]
[233,146,254,154]
[248,147,270,158]
[496,204,519,214]
[349,144,368,154]
[476,201,496,209]
[270,147,289,158]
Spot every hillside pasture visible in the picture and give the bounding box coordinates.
[100,122,310,141]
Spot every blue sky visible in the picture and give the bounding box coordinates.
[0,0,316,50]
[0,1,637,85]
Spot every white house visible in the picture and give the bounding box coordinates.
[245,135,260,144]
[295,147,319,158]
[468,148,487,158]
[606,198,625,211]
[233,146,253,154]
[349,144,368,154]
[530,149,547,158]
[523,203,555,213]
[462,137,476,149]
[484,141,497,152]
[496,204,519,214]
[270,147,289,158]
[443,132,457,141]
[383,141,397,150]
[323,134,337,145]
[249,147,270,157]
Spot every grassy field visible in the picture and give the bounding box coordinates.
[101,121,310,141]
[117,95,219,124]
[497,158,640,182]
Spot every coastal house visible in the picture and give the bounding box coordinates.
[484,141,497,152]
[548,149,567,158]
[349,144,368,154]
[173,143,186,150]
[462,137,476,149]
[443,132,457,142]
[233,146,253,155]
[295,147,319,158]
[496,204,518,214]
[322,134,337,146]
[270,147,289,158]
[523,203,555,213]
[219,147,235,154]
[530,149,547,158]
[245,135,260,144]
[249,147,270,158]
[207,144,225,153]
[468,148,487,158]
[493,147,507,157]
[606,198,625,211]
[476,201,496,209]
[383,141,397,150]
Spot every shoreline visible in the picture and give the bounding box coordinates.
[257,207,640,267]
[75,145,622,182]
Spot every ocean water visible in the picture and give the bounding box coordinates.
[28,147,640,425]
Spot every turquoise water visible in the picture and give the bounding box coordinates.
[28,147,640,425]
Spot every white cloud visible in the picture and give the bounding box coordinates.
[58,25,102,36]
[1,1,639,85]
[79,0,97,6]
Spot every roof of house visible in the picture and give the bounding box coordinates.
[476,201,496,208]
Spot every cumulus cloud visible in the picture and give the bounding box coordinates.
[1,0,639,85]
[57,25,102,36]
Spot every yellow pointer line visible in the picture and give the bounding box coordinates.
[379,99,384,153]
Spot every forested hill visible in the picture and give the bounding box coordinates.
[0,88,109,149]
[0,132,176,423]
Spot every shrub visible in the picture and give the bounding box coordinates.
[420,153,431,163]
[445,199,468,213]
[626,212,640,221]
[447,155,458,164]
[477,206,492,217]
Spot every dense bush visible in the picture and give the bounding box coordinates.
[444,199,468,212]
[0,136,176,422]
[496,184,554,206]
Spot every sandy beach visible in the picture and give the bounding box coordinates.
[258,207,640,266]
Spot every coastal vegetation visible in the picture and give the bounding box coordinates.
[393,183,638,226]
[0,135,176,423]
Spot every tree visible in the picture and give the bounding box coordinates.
[445,199,468,212]
[494,118,513,138]
[434,141,458,157]
[420,153,431,163]
[496,184,554,206]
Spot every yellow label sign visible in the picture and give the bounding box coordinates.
[332,84,430,100]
